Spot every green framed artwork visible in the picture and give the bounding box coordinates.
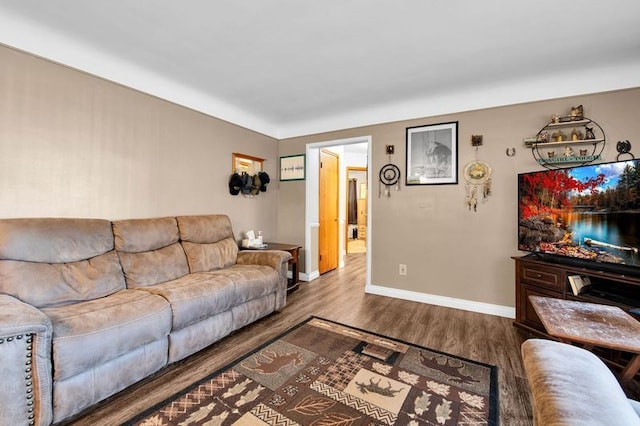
[280,154,305,181]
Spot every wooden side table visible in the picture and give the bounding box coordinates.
[529,295,640,383]
[243,242,301,292]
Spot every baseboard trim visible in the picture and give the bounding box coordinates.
[301,270,320,282]
[365,284,515,319]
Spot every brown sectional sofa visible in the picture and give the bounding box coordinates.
[0,214,291,425]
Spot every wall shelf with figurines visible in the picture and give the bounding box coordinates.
[523,105,606,169]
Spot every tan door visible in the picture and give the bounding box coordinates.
[319,149,339,274]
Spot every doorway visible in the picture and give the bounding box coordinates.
[346,166,367,254]
[304,136,372,286]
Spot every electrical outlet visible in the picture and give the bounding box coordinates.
[399,264,407,276]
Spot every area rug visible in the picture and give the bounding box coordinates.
[127,317,498,425]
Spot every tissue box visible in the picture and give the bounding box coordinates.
[242,237,264,248]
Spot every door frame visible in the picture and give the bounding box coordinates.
[305,136,372,286]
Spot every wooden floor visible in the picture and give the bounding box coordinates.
[63,253,533,425]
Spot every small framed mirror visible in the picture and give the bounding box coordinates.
[232,153,264,174]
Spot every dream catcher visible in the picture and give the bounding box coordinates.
[463,135,492,211]
[378,145,401,197]
[379,164,401,197]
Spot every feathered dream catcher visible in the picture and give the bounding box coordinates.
[379,145,401,197]
[464,135,492,211]
[379,164,401,197]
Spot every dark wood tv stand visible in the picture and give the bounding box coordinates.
[514,254,640,336]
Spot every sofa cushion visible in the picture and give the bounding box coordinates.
[181,238,238,273]
[176,214,235,243]
[117,243,189,288]
[42,289,171,381]
[113,217,190,288]
[138,273,236,330]
[0,251,126,308]
[113,217,180,253]
[0,218,114,263]
[0,218,126,308]
[208,264,279,303]
[177,215,238,272]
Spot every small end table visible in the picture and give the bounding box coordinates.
[243,242,301,292]
[529,295,640,383]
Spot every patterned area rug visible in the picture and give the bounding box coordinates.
[127,317,498,425]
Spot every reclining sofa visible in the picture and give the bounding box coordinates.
[0,214,291,425]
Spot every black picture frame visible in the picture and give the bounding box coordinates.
[406,121,458,185]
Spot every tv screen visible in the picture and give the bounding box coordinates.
[518,159,640,268]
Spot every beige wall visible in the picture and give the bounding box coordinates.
[3,41,639,309]
[0,45,280,240]
[278,88,640,308]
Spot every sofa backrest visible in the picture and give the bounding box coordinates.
[0,218,126,308]
[112,217,190,288]
[176,215,238,273]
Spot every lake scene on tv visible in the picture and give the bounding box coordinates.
[518,159,640,267]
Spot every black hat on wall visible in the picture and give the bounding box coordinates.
[228,173,242,195]
[258,171,270,191]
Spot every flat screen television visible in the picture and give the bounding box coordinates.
[518,158,640,274]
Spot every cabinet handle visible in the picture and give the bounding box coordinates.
[536,274,542,278]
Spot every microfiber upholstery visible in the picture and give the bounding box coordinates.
[236,250,291,309]
[176,215,284,305]
[0,218,114,263]
[139,273,236,330]
[177,214,234,243]
[0,294,53,426]
[113,217,190,288]
[0,214,288,425]
[177,215,238,272]
[116,243,190,288]
[521,339,640,425]
[113,216,180,252]
[42,289,171,381]
[181,238,238,272]
[0,218,125,308]
[0,252,126,308]
[207,264,279,303]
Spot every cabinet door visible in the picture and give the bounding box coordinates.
[517,284,562,332]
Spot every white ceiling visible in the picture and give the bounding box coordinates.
[1,1,639,138]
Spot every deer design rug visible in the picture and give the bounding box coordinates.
[127,317,498,425]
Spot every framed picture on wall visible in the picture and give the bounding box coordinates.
[280,154,306,181]
[406,121,458,185]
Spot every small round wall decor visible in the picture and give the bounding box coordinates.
[378,163,401,197]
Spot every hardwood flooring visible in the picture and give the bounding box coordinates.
[62,253,533,425]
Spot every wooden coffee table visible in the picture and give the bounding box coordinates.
[529,295,640,383]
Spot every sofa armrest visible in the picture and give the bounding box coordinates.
[237,250,292,309]
[0,294,53,426]
[521,339,640,426]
